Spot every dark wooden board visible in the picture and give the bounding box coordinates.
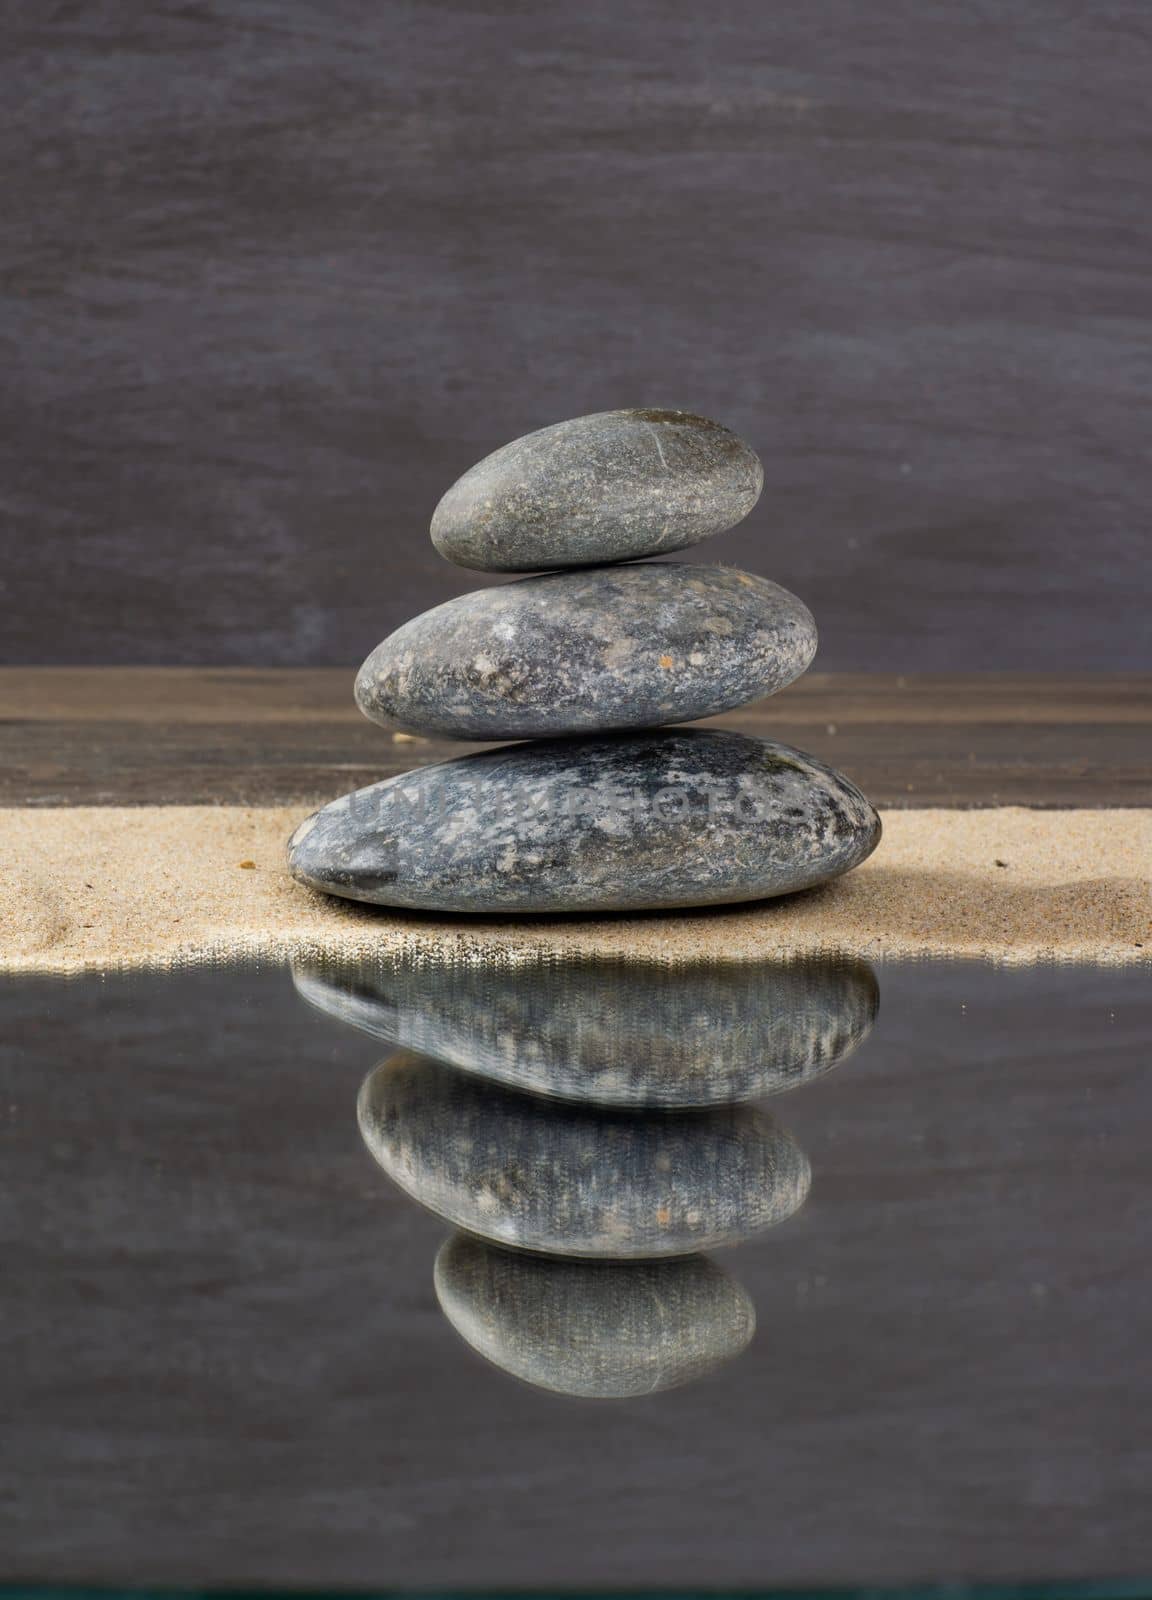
[1,670,1147,808]
[3,3,1151,674]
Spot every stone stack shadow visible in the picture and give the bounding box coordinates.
[295,947,880,1399]
[287,408,880,915]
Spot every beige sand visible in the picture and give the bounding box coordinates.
[1,806,1148,973]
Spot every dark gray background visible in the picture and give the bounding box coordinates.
[4,0,1149,670]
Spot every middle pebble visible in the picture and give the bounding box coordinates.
[355,562,817,741]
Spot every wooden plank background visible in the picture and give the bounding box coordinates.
[3,2,1150,674]
[3,669,1147,808]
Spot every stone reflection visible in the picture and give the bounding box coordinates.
[434,1235,755,1399]
[358,1050,810,1257]
[294,949,878,1107]
[298,945,879,1398]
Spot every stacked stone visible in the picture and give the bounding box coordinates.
[294,947,880,1397]
[288,408,880,913]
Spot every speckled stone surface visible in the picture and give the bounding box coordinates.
[354,563,816,740]
[434,1235,755,1398]
[358,1051,810,1258]
[294,951,879,1107]
[430,409,763,572]
[287,728,881,913]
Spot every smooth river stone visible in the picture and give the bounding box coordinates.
[357,1050,811,1257]
[430,409,763,572]
[286,728,882,914]
[355,563,815,741]
[434,1235,756,1398]
[293,950,879,1108]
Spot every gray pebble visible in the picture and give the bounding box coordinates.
[287,728,881,913]
[434,1235,755,1398]
[293,950,879,1108]
[357,1050,811,1257]
[430,409,763,572]
[355,563,816,741]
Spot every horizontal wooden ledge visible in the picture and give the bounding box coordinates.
[2,669,1147,807]
[1,668,1147,725]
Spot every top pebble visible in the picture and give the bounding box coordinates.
[430,408,763,572]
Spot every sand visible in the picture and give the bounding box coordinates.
[1,805,1148,973]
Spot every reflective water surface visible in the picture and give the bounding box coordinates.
[3,953,1150,1593]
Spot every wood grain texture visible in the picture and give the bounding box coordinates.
[2,668,1147,808]
[2,2,1150,672]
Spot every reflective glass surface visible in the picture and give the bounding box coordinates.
[3,954,1150,1594]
